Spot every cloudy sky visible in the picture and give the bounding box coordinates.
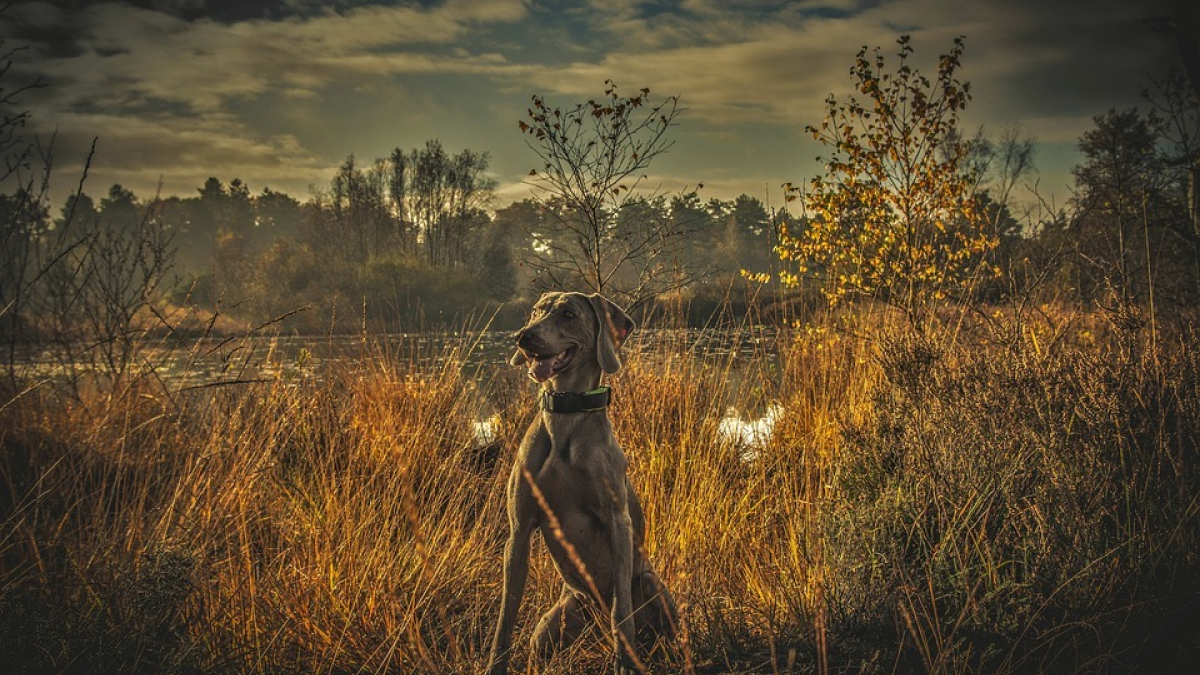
[1,0,1182,214]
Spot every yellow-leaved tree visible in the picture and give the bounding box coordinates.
[777,35,998,324]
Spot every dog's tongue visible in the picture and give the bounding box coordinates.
[529,352,564,382]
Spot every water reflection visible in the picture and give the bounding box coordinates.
[473,416,500,445]
[717,404,784,462]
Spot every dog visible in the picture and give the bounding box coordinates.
[485,291,678,675]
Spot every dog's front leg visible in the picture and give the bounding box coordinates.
[486,520,534,675]
[610,509,640,675]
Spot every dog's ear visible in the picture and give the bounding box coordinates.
[589,293,635,374]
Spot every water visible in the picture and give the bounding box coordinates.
[9,326,789,455]
[165,326,786,386]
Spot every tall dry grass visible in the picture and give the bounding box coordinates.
[1,310,1198,674]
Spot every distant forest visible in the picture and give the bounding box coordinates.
[13,141,801,333]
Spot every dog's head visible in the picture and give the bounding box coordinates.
[510,292,635,386]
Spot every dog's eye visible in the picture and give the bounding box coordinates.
[562,308,577,319]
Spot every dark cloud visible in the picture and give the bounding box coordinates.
[0,1,424,59]
[957,0,1175,130]
[183,0,417,23]
[1,2,85,57]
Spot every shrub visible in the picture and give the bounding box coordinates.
[819,327,1200,672]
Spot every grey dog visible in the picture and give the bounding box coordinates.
[484,291,678,675]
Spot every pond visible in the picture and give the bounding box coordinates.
[236,325,787,370]
[65,326,786,388]
[8,325,791,455]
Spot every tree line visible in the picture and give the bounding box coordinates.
[3,145,795,337]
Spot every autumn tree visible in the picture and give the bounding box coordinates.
[776,35,997,323]
[519,80,696,311]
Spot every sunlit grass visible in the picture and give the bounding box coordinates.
[2,309,1198,674]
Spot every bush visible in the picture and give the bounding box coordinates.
[820,328,1200,672]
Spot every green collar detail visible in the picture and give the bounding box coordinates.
[541,386,612,414]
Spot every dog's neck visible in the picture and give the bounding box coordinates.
[542,363,606,415]
[540,386,610,414]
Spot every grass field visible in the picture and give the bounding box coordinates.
[2,307,1199,674]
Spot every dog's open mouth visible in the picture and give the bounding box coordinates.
[524,347,576,383]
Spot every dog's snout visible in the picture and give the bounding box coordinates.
[515,330,534,348]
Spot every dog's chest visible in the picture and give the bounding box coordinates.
[549,419,625,468]
[529,420,624,494]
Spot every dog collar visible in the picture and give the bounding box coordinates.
[541,386,611,414]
